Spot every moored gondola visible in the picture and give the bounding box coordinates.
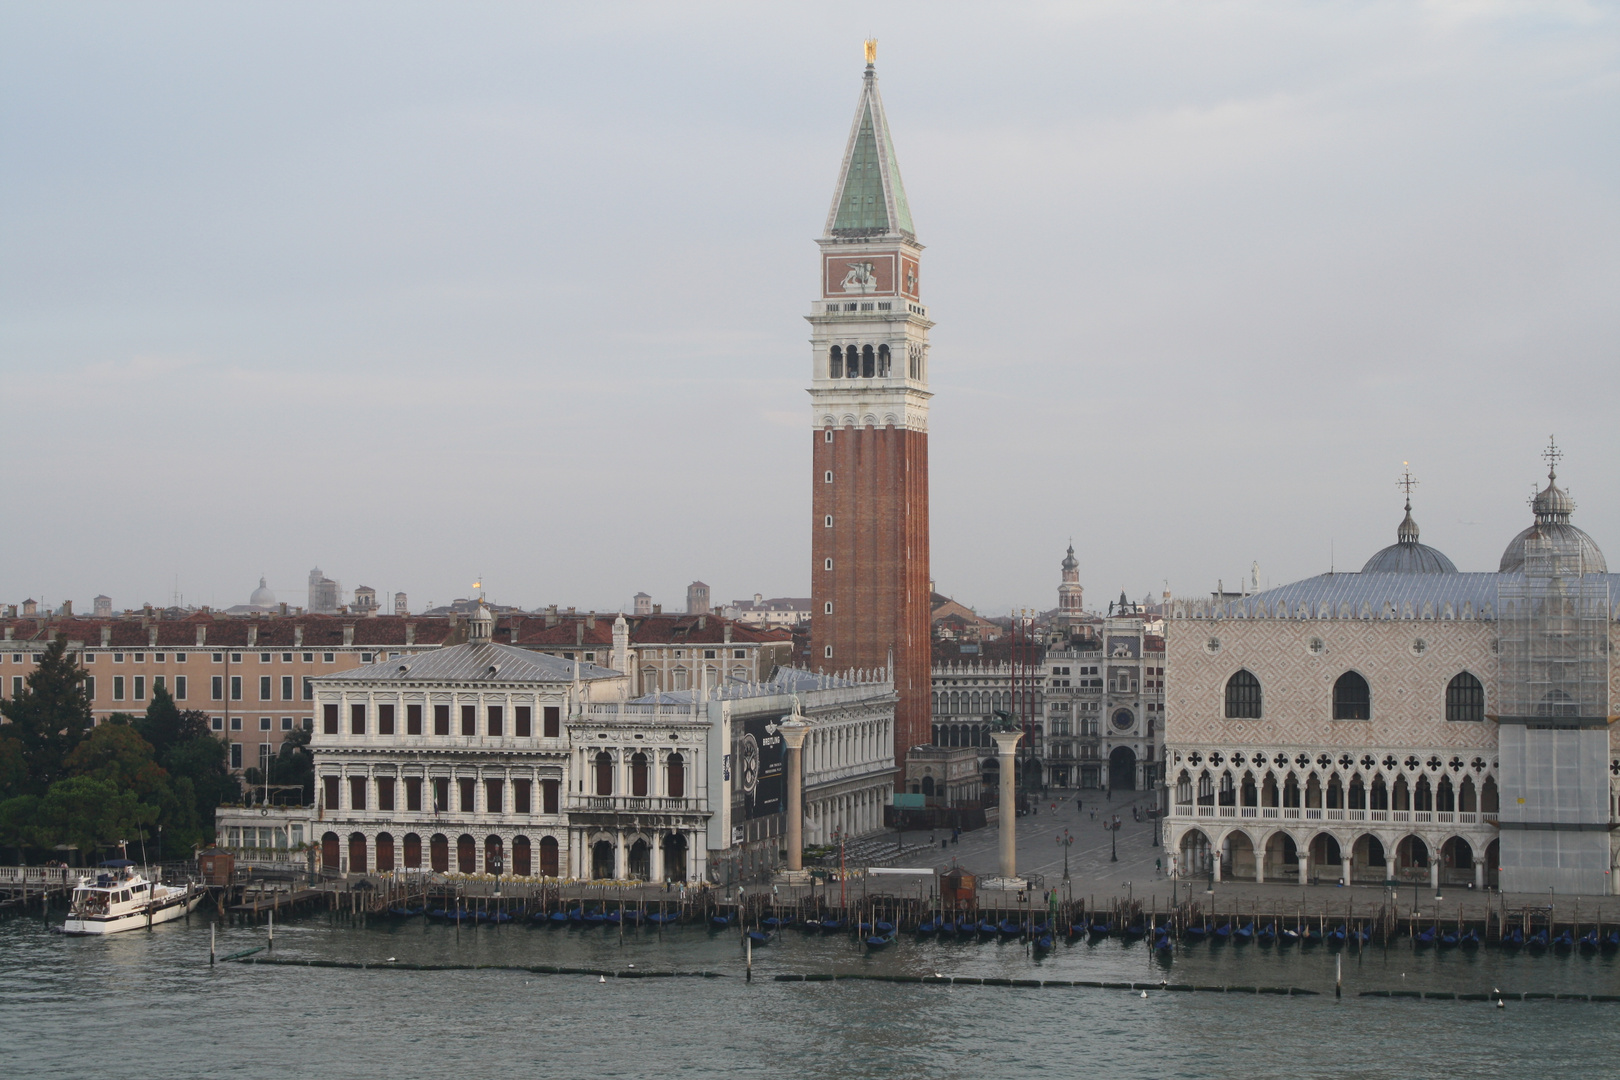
[866,929,897,950]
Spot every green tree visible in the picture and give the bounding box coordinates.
[163,734,238,843]
[30,776,155,860]
[135,685,185,761]
[0,636,93,795]
[0,794,39,861]
[0,734,27,800]
[270,725,314,803]
[64,723,170,802]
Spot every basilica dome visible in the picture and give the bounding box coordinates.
[1499,462,1606,574]
[249,577,276,607]
[1361,500,1457,574]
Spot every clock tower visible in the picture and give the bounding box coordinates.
[808,46,933,768]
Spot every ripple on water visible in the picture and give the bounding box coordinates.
[3,918,1620,1079]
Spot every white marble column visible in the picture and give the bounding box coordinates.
[991,729,1023,884]
[780,720,809,872]
[1297,852,1309,886]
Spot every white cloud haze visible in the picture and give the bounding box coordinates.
[2,2,1617,615]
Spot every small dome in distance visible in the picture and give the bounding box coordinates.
[249,577,276,607]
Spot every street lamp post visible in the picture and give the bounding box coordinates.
[1056,829,1074,882]
[1106,815,1121,863]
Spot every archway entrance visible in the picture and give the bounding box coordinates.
[628,839,650,880]
[1223,832,1256,880]
[1441,837,1473,886]
[484,835,504,878]
[512,836,531,877]
[348,832,367,874]
[403,832,422,870]
[375,832,394,873]
[321,831,340,871]
[1179,829,1212,878]
[539,836,560,878]
[430,833,449,873]
[1351,834,1384,883]
[662,833,688,882]
[1484,839,1500,890]
[456,834,476,874]
[591,840,615,879]
[1264,833,1297,881]
[1395,836,1428,880]
[1109,746,1137,791]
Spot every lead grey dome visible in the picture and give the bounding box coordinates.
[1499,463,1606,573]
[1361,501,1457,574]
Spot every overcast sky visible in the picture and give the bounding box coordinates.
[3,2,1617,617]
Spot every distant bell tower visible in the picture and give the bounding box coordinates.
[809,42,933,766]
[1059,543,1084,626]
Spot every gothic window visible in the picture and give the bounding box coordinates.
[1445,672,1484,722]
[1332,671,1371,720]
[1224,669,1261,719]
[829,346,843,379]
[862,344,874,378]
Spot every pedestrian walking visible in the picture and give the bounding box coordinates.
[1076,798,1083,815]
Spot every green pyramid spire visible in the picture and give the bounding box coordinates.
[827,66,915,240]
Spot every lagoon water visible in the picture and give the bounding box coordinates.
[4,911,1620,1079]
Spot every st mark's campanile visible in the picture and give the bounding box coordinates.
[808,44,932,767]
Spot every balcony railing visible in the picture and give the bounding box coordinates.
[1173,806,1495,830]
[569,796,699,813]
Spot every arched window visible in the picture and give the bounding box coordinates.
[1445,672,1484,722]
[1224,669,1261,719]
[1333,671,1371,720]
[861,344,874,378]
[666,753,685,798]
[539,835,560,877]
[631,752,649,797]
[594,751,614,796]
[829,345,843,379]
[877,344,890,376]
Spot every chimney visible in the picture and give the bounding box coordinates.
[4,627,13,641]
[148,625,158,647]
[575,621,584,646]
[195,625,207,647]
[61,600,72,616]
[101,626,112,647]
[405,623,415,646]
[652,604,662,615]
[698,614,706,630]
[342,625,355,647]
[246,625,258,647]
[545,605,559,628]
[279,602,288,616]
[586,611,596,630]
[293,625,303,647]
[723,622,732,644]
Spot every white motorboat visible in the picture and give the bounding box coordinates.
[62,860,202,935]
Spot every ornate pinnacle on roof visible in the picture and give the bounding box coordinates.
[1543,434,1562,481]
[865,38,877,66]
[1396,463,1420,544]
